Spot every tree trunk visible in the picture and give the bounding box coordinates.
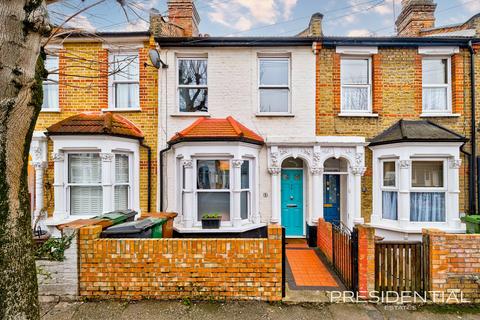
[0,1,49,319]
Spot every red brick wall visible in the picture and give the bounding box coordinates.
[356,225,375,297]
[424,229,480,303]
[78,225,283,301]
[317,218,333,262]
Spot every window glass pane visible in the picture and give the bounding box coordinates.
[383,161,396,187]
[410,192,445,221]
[382,191,398,220]
[197,160,230,189]
[179,88,208,112]
[197,192,230,221]
[241,191,249,220]
[115,154,129,183]
[412,161,444,187]
[241,161,249,189]
[42,83,59,109]
[324,158,348,172]
[114,185,129,210]
[45,56,59,82]
[115,83,139,108]
[259,89,289,112]
[112,54,139,81]
[178,59,207,85]
[70,186,103,215]
[341,59,369,84]
[342,87,369,111]
[422,59,447,85]
[259,59,288,86]
[422,87,447,111]
[68,154,101,184]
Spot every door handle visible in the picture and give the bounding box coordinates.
[286,204,298,208]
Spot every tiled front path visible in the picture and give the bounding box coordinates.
[285,239,344,290]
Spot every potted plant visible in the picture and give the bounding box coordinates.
[201,213,221,229]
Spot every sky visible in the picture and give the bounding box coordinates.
[49,0,480,37]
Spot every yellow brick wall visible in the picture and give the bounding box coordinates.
[35,38,158,215]
[316,46,479,220]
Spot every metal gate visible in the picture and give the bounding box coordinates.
[332,222,358,291]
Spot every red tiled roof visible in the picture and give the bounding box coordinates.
[169,117,264,145]
[46,112,144,140]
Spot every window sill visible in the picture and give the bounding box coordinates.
[420,113,460,118]
[338,113,378,118]
[174,222,266,233]
[369,221,465,234]
[255,113,294,117]
[102,108,141,113]
[40,109,61,113]
[170,112,211,117]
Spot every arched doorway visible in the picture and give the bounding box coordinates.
[281,157,305,237]
[323,157,349,226]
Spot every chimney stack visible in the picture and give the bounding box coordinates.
[395,0,437,36]
[297,13,323,37]
[167,0,200,37]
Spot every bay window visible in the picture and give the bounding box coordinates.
[341,57,371,113]
[381,161,397,220]
[178,58,208,112]
[259,57,290,113]
[42,55,59,110]
[422,57,451,113]
[196,160,230,221]
[240,161,251,220]
[114,154,131,210]
[410,160,446,222]
[68,153,103,215]
[109,52,140,109]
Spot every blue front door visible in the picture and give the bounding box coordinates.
[324,174,340,225]
[281,169,304,236]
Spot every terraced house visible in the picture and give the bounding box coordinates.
[30,0,480,247]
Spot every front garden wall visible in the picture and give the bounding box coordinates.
[79,225,283,301]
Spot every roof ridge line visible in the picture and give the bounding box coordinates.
[226,116,243,136]
[103,112,113,134]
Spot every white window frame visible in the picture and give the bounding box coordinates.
[409,158,447,222]
[421,56,452,115]
[113,152,133,211]
[41,55,60,111]
[340,56,373,114]
[194,158,232,226]
[380,159,398,220]
[66,152,103,216]
[240,159,251,221]
[177,57,208,113]
[258,56,291,115]
[107,50,140,111]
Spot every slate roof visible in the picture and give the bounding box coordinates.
[168,116,264,145]
[46,112,144,140]
[369,120,467,146]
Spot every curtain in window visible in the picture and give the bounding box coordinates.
[115,83,139,109]
[410,192,445,222]
[114,154,129,210]
[382,191,398,220]
[342,87,368,111]
[69,154,103,215]
[423,87,447,111]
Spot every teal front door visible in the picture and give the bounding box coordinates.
[281,169,304,236]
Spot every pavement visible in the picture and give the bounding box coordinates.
[41,301,480,320]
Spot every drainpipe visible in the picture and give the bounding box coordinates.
[468,40,477,214]
[159,144,172,211]
[140,142,152,213]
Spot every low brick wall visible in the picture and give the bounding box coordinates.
[36,229,79,302]
[79,225,283,301]
[317,218,333,262]
[356,225,375,296]
[424,229,480,303]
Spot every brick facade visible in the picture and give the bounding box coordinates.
[78,225,283,301]
[317,218,333,262]
[424,229,480,303]
[356,225,375,296]
[315,45,479,221]
[35,37,158,214]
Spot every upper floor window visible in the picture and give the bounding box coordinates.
[42,55,59,110]
[109,52,140,110]
[422,57,451,114]
[178,58,208,112]
[340,57,372,113]
[259,57,290,113]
